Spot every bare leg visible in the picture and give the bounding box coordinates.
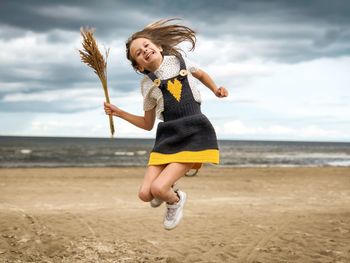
[138,165,166,202]
[151,162,193,204]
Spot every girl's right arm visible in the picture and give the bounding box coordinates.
[104,102,156,131]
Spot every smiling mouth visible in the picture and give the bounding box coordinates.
[145,51,155,61]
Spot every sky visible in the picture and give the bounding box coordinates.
[0,0,350,142]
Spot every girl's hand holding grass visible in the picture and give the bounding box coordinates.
[104,102,121,117]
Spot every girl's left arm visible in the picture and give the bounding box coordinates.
[192,69,229,98]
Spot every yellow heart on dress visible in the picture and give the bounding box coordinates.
[167,78,182,102]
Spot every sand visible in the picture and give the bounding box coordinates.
[0,166,349,263]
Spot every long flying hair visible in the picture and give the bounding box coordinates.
[126,18,197,73]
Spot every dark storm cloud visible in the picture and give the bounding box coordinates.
[1,0,350,114]
[0,59,139,110]
[0,0,151,40]
[1,0,350,37]
[1,0,350,56]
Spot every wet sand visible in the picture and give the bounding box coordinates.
[0,167,349,262]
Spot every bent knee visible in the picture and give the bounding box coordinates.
[138,190,153,202]
[150,184,168,199]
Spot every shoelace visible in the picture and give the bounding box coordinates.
[166,206,178,220]
[166,191,181,220]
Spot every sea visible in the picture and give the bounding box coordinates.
[1,136,350,168]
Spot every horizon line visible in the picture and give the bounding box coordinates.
[0,135,349,144]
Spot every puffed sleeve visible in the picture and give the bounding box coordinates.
[184,57,200,73]
[141,76,157,111]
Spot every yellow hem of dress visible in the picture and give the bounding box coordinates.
[148,149,220,166]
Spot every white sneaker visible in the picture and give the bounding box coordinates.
[164,190,187,230]
[150,183,178,208]
[150,198,163,208]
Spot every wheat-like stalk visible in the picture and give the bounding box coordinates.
[79,27,115,137]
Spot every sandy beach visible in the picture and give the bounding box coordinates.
[0,166,349,262]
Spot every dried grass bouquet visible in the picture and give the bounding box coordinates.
[79,27,115,137]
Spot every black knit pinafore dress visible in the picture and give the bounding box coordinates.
[147,55,219,169]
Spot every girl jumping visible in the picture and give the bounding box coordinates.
[104,18,228,230]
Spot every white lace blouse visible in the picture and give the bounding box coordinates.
[141,55,202,120]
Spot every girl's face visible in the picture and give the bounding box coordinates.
[129,37,163,72]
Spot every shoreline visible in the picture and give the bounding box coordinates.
[1,165,349,175]
[1,164,350,169]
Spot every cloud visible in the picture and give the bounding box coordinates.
[1,1,350,61]
[0,28,140,107]
[2,109,154,138]
[0,0,350,141]
[0,85,143,113]
[218,120,347,140]
[0,101,93,114]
